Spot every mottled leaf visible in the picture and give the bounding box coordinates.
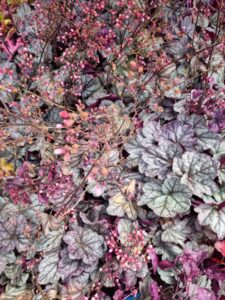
[60,278,89,300]
[157,268,176,284]
[0,256,7,275]
[0,215,30,254]
[195,127,221,153]
[117,219,134,246]
[107,192,137,220]
[39,213,60,236]
[142,120,161,143]
[203,187,225,204]
[125,137,143,167]
[178,114,221,152]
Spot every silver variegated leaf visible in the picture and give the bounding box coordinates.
[157,268,176,284]
[38,252,60,285]
[178,114,206,131]
[173,151,219,197]
[125,137,143,167]
[142,140,182,179]
[138,177,192,217]
[63,226,104,264]
[142,120,161,143]
[178,114,221,153]
[161,219,191,247]
[161,120,197,149]
[188,284,217,300]
[117,219,134,246]
[195,204,225,239]
[58,249,80,281]
[36,229,64,253]
[195,127,221,153]
[203,187,225,204]
[60,278,89,300]
[213,140,225,160]
[152,232,182,261]
[196,275,212,289]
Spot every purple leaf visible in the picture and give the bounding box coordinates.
[113,289,124,300]
[188,284,217,300]
[158,260,174,269]
[149,281,160,300]
[178,248,208,280]
[148,246,158,274]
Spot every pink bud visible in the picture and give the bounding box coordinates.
[54,148,64,155]
[64,152,71,161]
[64,119,74,127]
[129,60,138,71]
[59,110,69,118]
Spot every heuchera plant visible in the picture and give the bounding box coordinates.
[0,0,225,299]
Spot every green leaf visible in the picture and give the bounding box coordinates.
[138,177,192,217]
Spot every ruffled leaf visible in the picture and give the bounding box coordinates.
[63,226,104,264]
[161,120,197,149]
[142,140,182,179]
[58,249,80,281]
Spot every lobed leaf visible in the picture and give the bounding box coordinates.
[138,177,192,217]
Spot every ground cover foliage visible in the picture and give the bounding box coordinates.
[0,0,225,299]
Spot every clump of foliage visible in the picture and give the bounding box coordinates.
[0,0,225,299]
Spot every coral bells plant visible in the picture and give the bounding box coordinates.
[0,0,225,299]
